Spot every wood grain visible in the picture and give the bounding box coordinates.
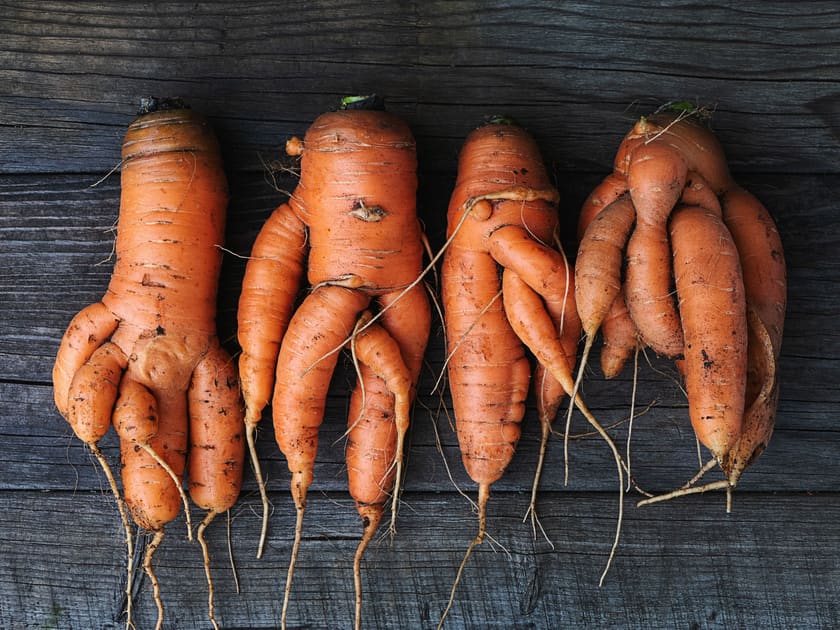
[1,2,838,628]
[2,491,838,629]
[1,1,839,174]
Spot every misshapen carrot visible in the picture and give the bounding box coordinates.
[586,105,785,508]
[53,98,240,630]
[345,309,412,629]
[574,187,640,381]
[439,120,625,625]
[575,194,636,364]
[721,185,786,356]
[624,138,686,358]
[618,108,732,358]
[237,98,430,630]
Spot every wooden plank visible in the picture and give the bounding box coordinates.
[1,490,838,629]
[1,2,838,174]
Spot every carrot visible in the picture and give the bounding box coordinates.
[113,376,193,540]
[576,171,629,241]
[586,105,785,508]
[574,181,641,381]
[615,107,731,195]
[722,306,778,485]
[439,120,624,625]
[619,107,733,358]
[236,96,430,630]
[236,201,307,557]
[670,205,747,462]
[599,292,640,380]
[719,185,786,484]
[52,97,237,630]
[574,193,636,376]
[346,310,413,630]
[623,138,687,357]
[575,108,731,375]
[721,185,786,356]
[187,343,245,630]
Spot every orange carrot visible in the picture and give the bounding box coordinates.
[236,201,307,557]
[670,205,747,462]
[113,376,193,540]
[623,138,686,358]
[720,185,786,484]
[618,108,732,358]
[439,120,624,626]
[575,194,636,361]
[599,291,640,380]
[576,171,629,241]
[721,185,786,356]
[346,310,413,629]
[575,184,640,381]
[188,343,245,630]
[236,97,430,630]
[586,105,785,508]
[53,97,237,630]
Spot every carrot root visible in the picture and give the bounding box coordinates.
[281,476,308,630]
[438,483,489,630]
[245,420,270,558]
[353,503,384,630]
[142,529,166,630]
[90,444,135,630]
[524,410,553,544]
[636,479,732,507]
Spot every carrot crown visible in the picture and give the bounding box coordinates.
[483,114,518,127]
[652,100,714,126]
[339,94,385,111]
[137,96,189,115]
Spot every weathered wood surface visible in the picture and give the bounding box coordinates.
[1,2,839,629]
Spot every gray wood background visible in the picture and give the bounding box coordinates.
[1,2,838,629]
